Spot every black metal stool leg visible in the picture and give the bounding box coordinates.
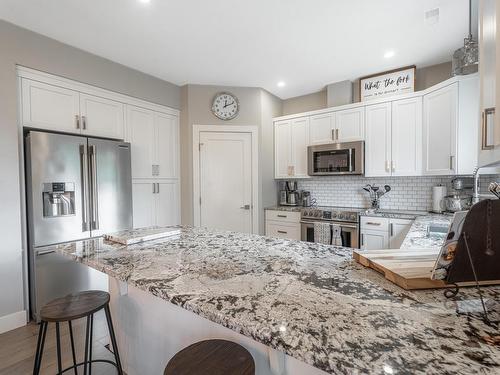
[89,314,94,375]
[68,320,78,375]
[104,305,123,375]
[55,322,62,375]
[83,315,91,375]
[33,321,47,375]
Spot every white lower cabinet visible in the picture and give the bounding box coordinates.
[360,229,389,250]
[360,217,413,250]
[132,181,180,228]
[265,210,301,241]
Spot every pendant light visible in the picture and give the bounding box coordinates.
[452,0,478,76]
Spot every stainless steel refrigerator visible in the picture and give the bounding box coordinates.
[25,131,132,320]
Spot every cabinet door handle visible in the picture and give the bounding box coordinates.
[336,129,339,140]
[153,183,156,194]
[331,129,335,140]
[361,234,364,246]
[82,115,87,130]
[391,161,395,172]
[385,160,390,172]
[277,230,288,234]
[449,155,454,170]
[390,223,394,237]
[156,183,160,193]
[366,222,381,226]
[75,115,80,129]
[277,214,287,218]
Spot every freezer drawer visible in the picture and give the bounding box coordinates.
[31,248,108,321]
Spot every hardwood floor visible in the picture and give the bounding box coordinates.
[0,310,119,375]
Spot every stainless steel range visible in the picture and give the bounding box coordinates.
[300,207,360,248]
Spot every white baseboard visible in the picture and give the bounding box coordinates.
[0,310,27,334]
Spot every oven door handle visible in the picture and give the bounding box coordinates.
[300,220,358,229]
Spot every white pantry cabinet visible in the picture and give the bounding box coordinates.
[274,117,310,178]
[126,105,180,180]
[20,78,125,139]
[132,181,180,228]
[309,107,364,145]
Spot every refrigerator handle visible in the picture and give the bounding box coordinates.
[79,145,90,231]
[89,145,99,230]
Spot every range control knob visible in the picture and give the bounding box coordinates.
[314,211,320,217]
[331,212,338,218]
[338,213,345,220]
[350,214,357,221]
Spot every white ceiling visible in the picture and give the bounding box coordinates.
[0,0,469,99]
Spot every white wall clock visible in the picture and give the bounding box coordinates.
[211,92,239,120]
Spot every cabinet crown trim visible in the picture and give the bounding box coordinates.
[273,73,478,122]
[16,65,180,117]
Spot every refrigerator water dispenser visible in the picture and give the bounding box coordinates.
[42,182,75,217]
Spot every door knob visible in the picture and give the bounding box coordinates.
[240,204,251,210]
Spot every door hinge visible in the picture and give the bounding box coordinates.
[199,196,202,205]
[199,143,204,151]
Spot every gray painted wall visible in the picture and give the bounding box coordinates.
[282,61,454,115]
[0,20,180,320]
[179,84,282,234]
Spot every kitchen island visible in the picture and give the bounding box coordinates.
[39,226,500,374]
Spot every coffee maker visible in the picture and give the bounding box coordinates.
[279,181,301,206]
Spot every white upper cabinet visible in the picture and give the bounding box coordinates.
[290,117,310,178]
[274,117,309,178]
[391,97,422,176]
[334,107,365,142]
[80,93,124,139]
[155,112,179,179]
[309,113,334,145]
[21,79,80,134]
[127,105,156,179]
[365,103,392,177]
[423,83,458,175]
[274,120,292,178]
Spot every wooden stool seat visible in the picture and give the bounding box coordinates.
[40,290,110,322]
[34,290,123,375]
[164,339,255,375]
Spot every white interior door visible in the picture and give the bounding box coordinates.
[199,131,253,233]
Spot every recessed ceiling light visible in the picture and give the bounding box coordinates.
[277,81,286,88]
[138,0,151,4]
[384,50,395,59]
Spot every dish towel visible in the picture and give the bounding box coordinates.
[314,222,332,245]
[331,224,342,246]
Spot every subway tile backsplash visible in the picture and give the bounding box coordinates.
[292,175,500,212]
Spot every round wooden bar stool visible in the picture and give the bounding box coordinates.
[33,290,123,375]
[164,339,255,375]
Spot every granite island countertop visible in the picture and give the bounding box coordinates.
[39,226,500,374]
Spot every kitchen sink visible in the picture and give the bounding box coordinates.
[427,223,449,237]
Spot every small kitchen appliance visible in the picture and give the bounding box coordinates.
[307,141,364,176]
[279,180,301,206]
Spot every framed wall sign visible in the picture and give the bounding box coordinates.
[359,65,416,102]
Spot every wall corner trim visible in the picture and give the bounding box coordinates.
[0,310,27,334]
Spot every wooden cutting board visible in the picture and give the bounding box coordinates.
[353,249,500,290]
[353,249,448,290]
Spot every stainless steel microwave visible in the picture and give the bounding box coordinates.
[307,141,364,176]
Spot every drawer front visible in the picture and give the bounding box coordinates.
[265,210,301,223]
[360,216,389,232]
[265,222,301,241]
